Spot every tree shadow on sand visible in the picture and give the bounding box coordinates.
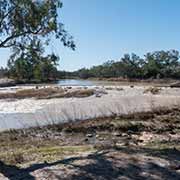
[0,148,180,180]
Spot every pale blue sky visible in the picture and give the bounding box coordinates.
[1,0,180,71]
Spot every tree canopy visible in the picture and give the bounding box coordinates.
[0,0,75,82]
[0,0,75,49]
[70,50,180,80]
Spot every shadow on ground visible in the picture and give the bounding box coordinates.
[0,147,180,180]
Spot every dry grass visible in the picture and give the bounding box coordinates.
[0,88,63,99]
[143,87,161,95]
[0,88,95,99]
[50,89,95,98]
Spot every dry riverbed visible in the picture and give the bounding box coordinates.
[0,108,180,179]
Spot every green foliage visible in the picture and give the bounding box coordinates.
[143,50,179,78]
[0,67,8,78]
[0,0,75,49]
[8,38,59,82]
[73,50,180,79]
[0,0,75,82]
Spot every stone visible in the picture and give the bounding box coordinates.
[122,133,128,137]
[86,133,93,138]
[170,82,180,88]
[95,93,102,98]
[113,132,121,137]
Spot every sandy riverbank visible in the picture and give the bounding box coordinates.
[0,85,180,131]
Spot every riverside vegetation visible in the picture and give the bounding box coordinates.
[62,50,180,80]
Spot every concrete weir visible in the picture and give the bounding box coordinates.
[0,86,180,131]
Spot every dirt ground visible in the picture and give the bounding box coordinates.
[0,108,180,179]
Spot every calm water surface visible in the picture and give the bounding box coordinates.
[57,79,95,86]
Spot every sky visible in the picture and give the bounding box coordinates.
[1,0,180,71]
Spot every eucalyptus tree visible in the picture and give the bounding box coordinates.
[0,0,75,80]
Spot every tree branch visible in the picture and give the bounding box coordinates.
[0,7,16,28]
[0,28,43,48]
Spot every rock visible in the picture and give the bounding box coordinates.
[95,93,102,98]
[116,88,124,91]
[113,132,121,137]
[95,89,108,98]
[44,160,48,164]
[86,133,93,138]
[143,87,161,95]
[131,134,139,139]
[105,87,113,90]
[95,134,100,138]
[137,139,144,143]
[122,133,128,137]
[170,131,176,135]
[127,130,134,134]
[170,82,180,88]
[169,164,180,170]
[98,137,104,141]
[96,89,108,95]
[115,142,125,147]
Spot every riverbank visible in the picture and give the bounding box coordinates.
[0,107,180,179]
[1,77,180,88]
[88,77,180,87]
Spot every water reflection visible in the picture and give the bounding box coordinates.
[58,79,94,86]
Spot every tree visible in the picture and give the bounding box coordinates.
[8,38,60,82]
[73,50,180,80]
[0,0,75,81]
[0,67,8,78]
[121,53,143,78]
[0,0,75,49]
[78,68,91,79]
[143,50,179,78]
[34,54,59,82]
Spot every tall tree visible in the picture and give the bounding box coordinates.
[8,38,60,81]
[0,0,75,81]
[0,0,75,49]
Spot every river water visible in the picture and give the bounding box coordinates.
[57,79,95,86]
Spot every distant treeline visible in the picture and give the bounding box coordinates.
[64,50,180,80]
[2,49,180,82]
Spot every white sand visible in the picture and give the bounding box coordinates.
[0,86,180,131]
